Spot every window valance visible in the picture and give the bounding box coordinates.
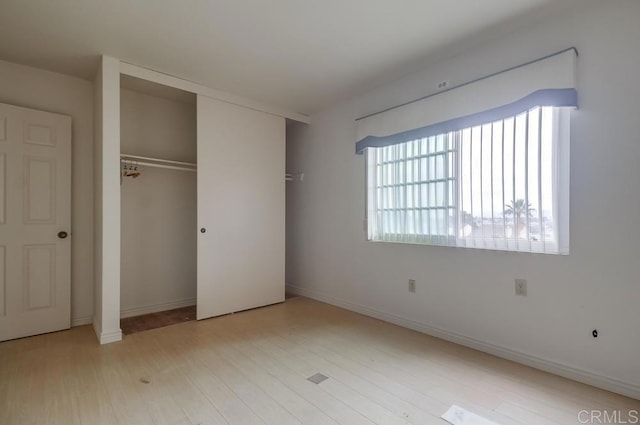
[355,48,577,154]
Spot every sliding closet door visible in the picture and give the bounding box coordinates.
[197,95,285,320]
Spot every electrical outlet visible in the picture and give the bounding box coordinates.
[408,279,416,293]
[437,80,450,90]
[515,279,527,296]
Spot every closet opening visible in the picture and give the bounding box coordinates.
[119,75,197,335]
[285,119,305,301]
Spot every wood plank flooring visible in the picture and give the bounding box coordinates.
[0,296,638,425]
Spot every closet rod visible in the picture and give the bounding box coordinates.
[122,160,197,172]
[120,153,197,168]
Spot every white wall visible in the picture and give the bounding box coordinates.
[93,63,103,333]
[0,59,94,326]
[93,56,122,344]
[286,0,640,398]
[120,88,197,316]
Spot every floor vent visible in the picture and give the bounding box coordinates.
[307,373,329,384]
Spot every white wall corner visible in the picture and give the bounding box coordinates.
[92,319,101,342]
[93,54,122,344]
[285,283,640,401]
[92,59,104,341]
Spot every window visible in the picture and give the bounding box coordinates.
[365,106,570,254]
[357,49,577,253]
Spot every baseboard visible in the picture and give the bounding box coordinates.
[99,329,123,344]
[71,315,93,327]
[92,320,100,342]
[120,297,196,319]
[92,320,122,344]
[286,283,640,400]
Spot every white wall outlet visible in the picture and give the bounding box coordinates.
[408,279,416,293]
[515,278,527,296]
[437,80,450,90]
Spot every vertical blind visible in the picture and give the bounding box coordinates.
[366,106,571,254]
[359,49,576,254]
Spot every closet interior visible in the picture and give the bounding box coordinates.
[119,75,198,333]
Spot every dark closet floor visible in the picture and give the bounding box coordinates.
[120,306,196,335]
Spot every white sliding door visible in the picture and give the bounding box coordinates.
[197,95,285,320]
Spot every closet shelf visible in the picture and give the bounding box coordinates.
[120,153,197,172]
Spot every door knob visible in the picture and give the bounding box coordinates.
[57,231,68,239]
[200,228,206,233]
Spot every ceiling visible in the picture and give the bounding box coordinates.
[0,1,578,114]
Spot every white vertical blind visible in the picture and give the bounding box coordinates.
[366,106,570,254]
[360,49,576,254]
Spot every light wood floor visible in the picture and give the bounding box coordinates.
[1,297,638,425]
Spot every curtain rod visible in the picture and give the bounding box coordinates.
[355,46,579,122]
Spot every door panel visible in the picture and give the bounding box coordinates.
[0,245,5,316]
[197,95,285,320]
[0,153,5,225]
[0,117,6,141]
[24,244,56,310]
[0,102,71,342]
[24,157,56,223]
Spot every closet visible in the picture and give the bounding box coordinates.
[119,76,197,327]
[95,57,294,343]
[93,56,292,341]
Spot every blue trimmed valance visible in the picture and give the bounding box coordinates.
[355,88,577,154]
[355,48,578,154]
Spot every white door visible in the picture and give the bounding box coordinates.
[197,95,285,320]
[0,102,71,342]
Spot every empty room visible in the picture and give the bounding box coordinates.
[0,1,639,424]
